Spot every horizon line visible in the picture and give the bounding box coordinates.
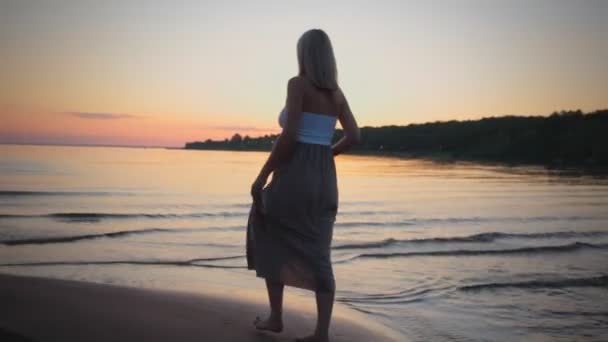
[0,142,174,150]
[2,108,605,149]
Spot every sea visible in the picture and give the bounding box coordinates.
[1,144,607,341]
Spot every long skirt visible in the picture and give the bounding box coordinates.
[246,142,338,293]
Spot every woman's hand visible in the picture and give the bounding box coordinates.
[251,174,268,215]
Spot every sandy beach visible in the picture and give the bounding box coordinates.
[0,274,402,342]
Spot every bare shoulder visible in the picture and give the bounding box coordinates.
[335,87,346,101]
[287,76,307,89]
[334,87,347,108]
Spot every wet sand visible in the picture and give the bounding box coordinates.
[0,274,402,342]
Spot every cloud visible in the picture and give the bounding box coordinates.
[66,112,136,120]
[208,125,274,132]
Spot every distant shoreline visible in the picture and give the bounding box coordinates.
[184,109,608,172]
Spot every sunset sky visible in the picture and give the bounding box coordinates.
[1,0,606,147]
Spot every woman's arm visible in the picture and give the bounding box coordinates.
[251,77,304,208]
[332,94,360,156]
[256,77,304,180]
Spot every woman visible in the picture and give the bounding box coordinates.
[246,29,360,342]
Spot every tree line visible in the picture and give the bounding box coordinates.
[184,109,608,166]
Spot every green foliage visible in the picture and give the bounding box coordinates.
[185,109,608,166]
[185,133,277,151]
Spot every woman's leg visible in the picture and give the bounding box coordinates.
[314,289,335,340]
[296,289,335,342]
[254,279,284,332]
[266,278,284,321]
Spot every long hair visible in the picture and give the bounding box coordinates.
[297,29,338,91]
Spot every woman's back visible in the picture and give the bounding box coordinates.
[278,76,346,146]
[298,77,343,118]
[295,75,359,151]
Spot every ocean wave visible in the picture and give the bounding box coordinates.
[337,287,438,305]
[336,242,608,262]
[1,228,177,246]
[5,226,608,248]
[339,210,400,216]
[459,275,608,291]
[0,211,247,221]
[0,190,134,197]
[0,255,247,269]
[334,215,604,229]
[1,211,603,226]
[333,231,608,250]
[335,221,411,228]
[46,212,246,219]
[0,226,244,246]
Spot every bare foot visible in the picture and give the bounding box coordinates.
[253,315,283,333]
[295,334,329,342]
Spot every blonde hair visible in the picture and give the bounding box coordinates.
[297,29,338,91]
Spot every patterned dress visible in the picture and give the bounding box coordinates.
[247,110,338,292]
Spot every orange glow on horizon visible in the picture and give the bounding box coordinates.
[0,110,279,147]
[1,1,606,147]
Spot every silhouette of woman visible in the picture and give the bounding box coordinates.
[246,29,360,342]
